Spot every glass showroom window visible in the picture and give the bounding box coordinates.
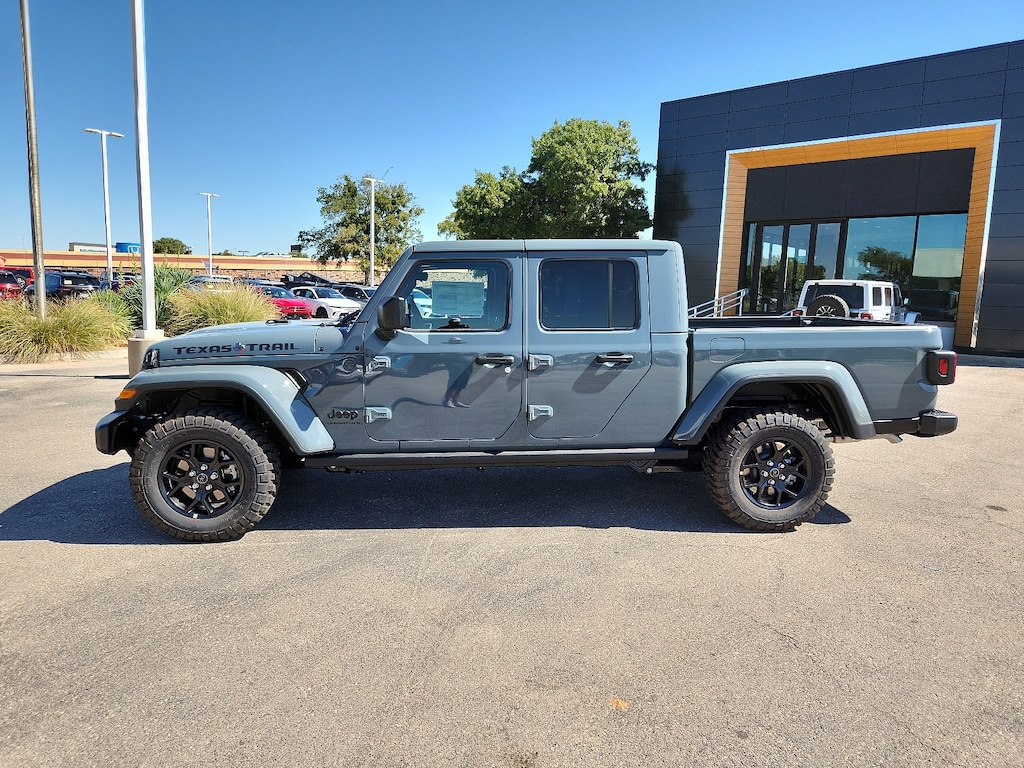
[908,213,967,322]
[843,216,916,284]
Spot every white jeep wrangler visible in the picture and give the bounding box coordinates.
[793,279,918,323]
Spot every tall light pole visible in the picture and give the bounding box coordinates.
[83,128,123,284]
[19,0,46,318]
[362,176,383,286]
[199,192,218,276]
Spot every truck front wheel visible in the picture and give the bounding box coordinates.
[702,411,834,531]
[129,408,280,541]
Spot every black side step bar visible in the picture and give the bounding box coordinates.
[304,447,692,473]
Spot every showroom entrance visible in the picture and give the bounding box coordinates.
[745,221,842,314]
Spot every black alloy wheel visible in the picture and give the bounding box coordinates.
[702,411,834,531]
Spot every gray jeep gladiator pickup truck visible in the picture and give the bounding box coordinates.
[96,240,957,541]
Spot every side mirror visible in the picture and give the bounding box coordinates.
[376,296,408,340]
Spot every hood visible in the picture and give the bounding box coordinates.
[153,319,324,364]
[272,297,310,309]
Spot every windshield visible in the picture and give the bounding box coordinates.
[318,288,343,298]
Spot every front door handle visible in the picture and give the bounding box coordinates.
[595,352,634,365]
[475,353,515,366]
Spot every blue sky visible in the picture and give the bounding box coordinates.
[2,0,1022,256]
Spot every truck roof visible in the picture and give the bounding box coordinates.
[410,239,680,254]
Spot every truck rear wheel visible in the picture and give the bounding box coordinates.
[129,407,280,541]
[702,411,834,531]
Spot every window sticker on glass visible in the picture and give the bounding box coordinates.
[431,281,486,318]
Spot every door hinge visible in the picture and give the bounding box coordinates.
[528,405,554,421]
[364,406,392,423]
[528,354,553,371]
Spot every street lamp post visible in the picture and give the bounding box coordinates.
[19,0,46,319]
[199,192,218,276]
[83,128,123,284]
[362,176,384,286]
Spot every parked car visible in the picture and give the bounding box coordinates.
[8,267,34,287]
[237,277,285,288]
[99,272,140,292]
[791,279,918,322]
[25,271,102,301]
[0,270,24,299]
[334,283,376,304]
[290,286,362,319]
[189,275,235,291]
[256,285,313,319]
[280,271,338,291]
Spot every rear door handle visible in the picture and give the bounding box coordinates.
[475,353,515,366]
[594,352,634,365]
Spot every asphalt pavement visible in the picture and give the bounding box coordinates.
[0,351,1021,767]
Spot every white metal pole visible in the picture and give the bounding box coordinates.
[368,180,375,286]
[132,0,156,333]
[363,176,383,286]
[84,128,123,284]
[199,192,218,276]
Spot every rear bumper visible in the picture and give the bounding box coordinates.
[873,409,958,438]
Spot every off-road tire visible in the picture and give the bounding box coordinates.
[702,411,834,531]
[806,294,850,318]
[129,407,280,542]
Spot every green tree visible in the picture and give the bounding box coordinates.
[439,118,654,240]
[153,237,191,255]
[857,246,913,291]
[297,174,424,282]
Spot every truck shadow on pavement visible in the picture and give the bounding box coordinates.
[0,464,850,544]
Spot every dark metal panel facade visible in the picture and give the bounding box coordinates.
[654,40,1024,355]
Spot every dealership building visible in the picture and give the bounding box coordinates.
[653,40,1024,355]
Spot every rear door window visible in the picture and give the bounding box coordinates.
[539,259,638,331]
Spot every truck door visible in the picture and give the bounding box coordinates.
[524,251,652,439]
[361,257,522,445]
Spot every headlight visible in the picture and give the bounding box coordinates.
[142,347,160,370]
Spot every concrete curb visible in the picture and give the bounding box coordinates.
[0,347,128,365]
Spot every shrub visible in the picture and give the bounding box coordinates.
[117,264,193,328]
[89,289,133,327]
[164,285,277,336]
[0,298,131,363]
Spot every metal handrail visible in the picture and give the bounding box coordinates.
[688,288,748,318]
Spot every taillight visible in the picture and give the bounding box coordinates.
[792,309,804,317]
[926,351,957,385]
[859,312,872,319]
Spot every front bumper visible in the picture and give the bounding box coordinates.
[95,409,147,455]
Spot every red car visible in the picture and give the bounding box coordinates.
[257,285,313,319]
[0,270,23,299]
